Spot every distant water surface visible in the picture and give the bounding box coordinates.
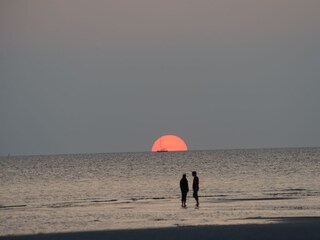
[1,148,319,235]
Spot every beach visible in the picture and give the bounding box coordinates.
[2,217,320,240]
[1,149,319,238]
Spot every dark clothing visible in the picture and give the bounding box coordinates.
[193,190,198,200]
[181,191,187,202]
[192,176,199,191]
[180,177,189,201]
[180,178,189,193]
[192,176,199,203]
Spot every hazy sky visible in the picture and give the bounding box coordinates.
[1,0,320,155]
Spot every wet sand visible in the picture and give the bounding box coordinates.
[2,217,320,240]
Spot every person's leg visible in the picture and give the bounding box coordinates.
[181,192,186,207]
[181,194,184,207]
[193,191,199,207]
[196,191,199,207]
[185,193,187,207]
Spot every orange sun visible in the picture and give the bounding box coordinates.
[151,135,188,152]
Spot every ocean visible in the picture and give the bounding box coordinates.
[1,148,319,236]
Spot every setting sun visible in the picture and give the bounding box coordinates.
[151,135,188,152]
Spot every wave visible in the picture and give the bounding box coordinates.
[263,188,320,197]
[44,197,168,208]
[129,197,167,201]
[0,204,27,209]
[45,199,119,208]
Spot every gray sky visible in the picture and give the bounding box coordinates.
[1,0,320,155]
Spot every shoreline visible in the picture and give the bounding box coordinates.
[2,217,320,240]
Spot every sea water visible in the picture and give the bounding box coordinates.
[1,148,320,236]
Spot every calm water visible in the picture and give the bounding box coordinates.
[1,148,320,235]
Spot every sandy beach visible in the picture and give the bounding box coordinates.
[1,151,320,238]
[1,217,320,240]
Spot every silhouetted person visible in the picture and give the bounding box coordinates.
[192,171,199,207]
[180,174,189,208]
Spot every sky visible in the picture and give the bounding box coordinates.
[1,0,320,155]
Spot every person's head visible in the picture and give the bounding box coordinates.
[192,171,197,177]
[182,173,186,178]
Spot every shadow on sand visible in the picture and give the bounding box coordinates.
[1,217,320,240]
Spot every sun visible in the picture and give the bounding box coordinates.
[151,135,188,152]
